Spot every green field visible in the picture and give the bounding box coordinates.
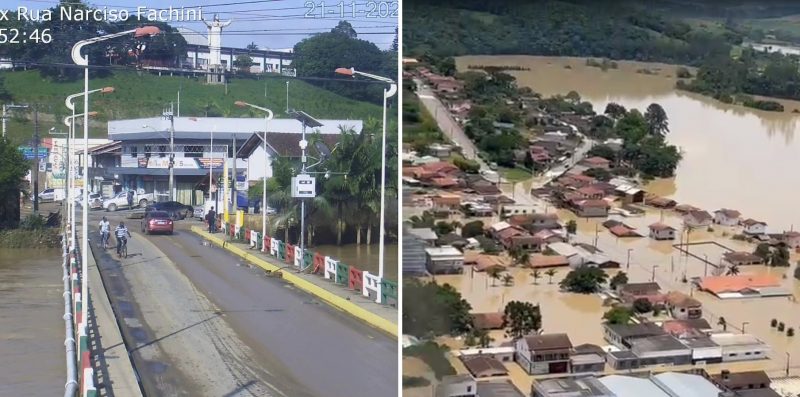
[0,70,384,144]
[499,166,532,182]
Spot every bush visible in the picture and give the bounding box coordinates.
[453,156,480,173]
[772,319,779,327]
[461,220,485,238]
[633,298,653,313]
[19,214,46,230]
[779,322,786,332]
[789,328,795,337]
[404,342,456,380]
[403,376,431,388]
[676,67,692,78]
[794,266,800,280]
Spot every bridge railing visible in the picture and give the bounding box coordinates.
[222,221,397,307]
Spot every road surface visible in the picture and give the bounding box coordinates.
[91,211,396,397]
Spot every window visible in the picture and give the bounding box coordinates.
[144,145,152,158]
[466,386,472,392]
[158,145,167,157]
[130,145,138,158]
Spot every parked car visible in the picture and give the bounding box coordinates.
[37,188,57,202]
[103,191,155,212]
[141,211,173,235]
[76,193,103,209]
[146,201,193,220]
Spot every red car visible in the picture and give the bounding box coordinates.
[141,211,173,235]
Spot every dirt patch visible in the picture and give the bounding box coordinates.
[0,228,61,248]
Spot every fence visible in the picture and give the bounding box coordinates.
[221,220,398,307]
[63,223,97,397]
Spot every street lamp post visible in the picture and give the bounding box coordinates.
[71,26,159,346]
[335,67,397,279]
[626,248,633,270]
[235,101,274,242]
[65,87,112,234]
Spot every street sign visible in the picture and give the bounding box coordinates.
[38,162,46,172]
[291,174,316,198]
[18,146,48,160]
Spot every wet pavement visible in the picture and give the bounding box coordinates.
[92,210,397,397]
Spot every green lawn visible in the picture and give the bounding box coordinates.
[1,70,385,144]
[499,166,533,182]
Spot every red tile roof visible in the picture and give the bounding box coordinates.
[699,274,780,295]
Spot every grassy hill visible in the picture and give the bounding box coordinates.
[0,70,384,144]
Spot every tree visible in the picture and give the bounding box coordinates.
[644,103,669,136]
[438,57,457,76]
[503,301,542,339]
[403,279,473,338]
[583,167,612,181]
[545,269,558,284]
[332,20,358,38]
[510,247,529,267]
[531,269,541,285]
[566,220,577,235]
[453,156,480,173]
[603,306,633,324]
[433,221,456,236]
[565,90,581,103]
[461,220,484,238]
[587,145,617,161]
[560,267,608,293]
[476,328,492,347]
[771,244,791,267]
[609,272,629,290]
[292,21,393,103]
[487,266,503,286]
[246,42,259,50]
[0,138,29,229]
[502,274,514,286]
[233,54,253,73]
[754,243,771,260]
[676,67,692,78]
[633,298,653,313]
[726,265,740,276]
[604,102,627,119]
[616,109,649,144]
[409,211,435,228]
[718,316,727,331]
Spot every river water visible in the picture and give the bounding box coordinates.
[456,55,800,232]
[0,248,65,395]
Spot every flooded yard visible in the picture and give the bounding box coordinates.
[0,248,65,395]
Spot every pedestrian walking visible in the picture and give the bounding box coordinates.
[205,206,216,233]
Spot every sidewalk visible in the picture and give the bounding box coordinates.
[86,244,142,397]
[191,226,398,336]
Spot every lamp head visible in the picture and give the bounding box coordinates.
[234,101,247,108]
[101,87,115,93]
[335,67,354,76]
[134,26,161,38]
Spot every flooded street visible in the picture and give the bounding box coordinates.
[313,243,399,281]
[456,55,800,232]
[0,248,65,395]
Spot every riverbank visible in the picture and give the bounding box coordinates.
[0,228,61,248]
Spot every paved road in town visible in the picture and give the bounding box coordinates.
[91,210,396,397]
[414,78,484,167]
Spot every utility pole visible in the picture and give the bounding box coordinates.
[32,107,40,213]
[285,81,289,113]
[164,104,175,201]
[231,134,237,215]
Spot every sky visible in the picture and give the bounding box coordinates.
[8,0,398,50]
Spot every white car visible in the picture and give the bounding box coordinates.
[76,193,103,209]
[103,191,155,212]
[37,188,56,201]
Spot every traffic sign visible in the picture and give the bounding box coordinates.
[18,146,48,160]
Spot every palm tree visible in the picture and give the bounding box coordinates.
[718,316,727,331]
[531,269,542,285]
[502,274,514,286]
[726,265,740,276]
[475,329,493,348]
[545,268,558,284]
[487,266,503,287]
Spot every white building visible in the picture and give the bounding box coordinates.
[177,27,295,76]
[709,333,770,362]
[741,219,767,235]
[424,246,464,274]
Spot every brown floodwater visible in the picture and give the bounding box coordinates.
[313,243,399,281]
[456,55,800,232]
[0,248,65,395]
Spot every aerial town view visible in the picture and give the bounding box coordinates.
[0,1,398,396]
[402,1,800,396]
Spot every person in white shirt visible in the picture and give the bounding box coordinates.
[98,217,111,249]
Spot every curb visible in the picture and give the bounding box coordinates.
[191,226,398,337]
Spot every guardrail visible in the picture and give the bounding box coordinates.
[219,220,398,307]
[63,223,98,397]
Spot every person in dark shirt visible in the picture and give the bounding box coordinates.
[205,206,216,233]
